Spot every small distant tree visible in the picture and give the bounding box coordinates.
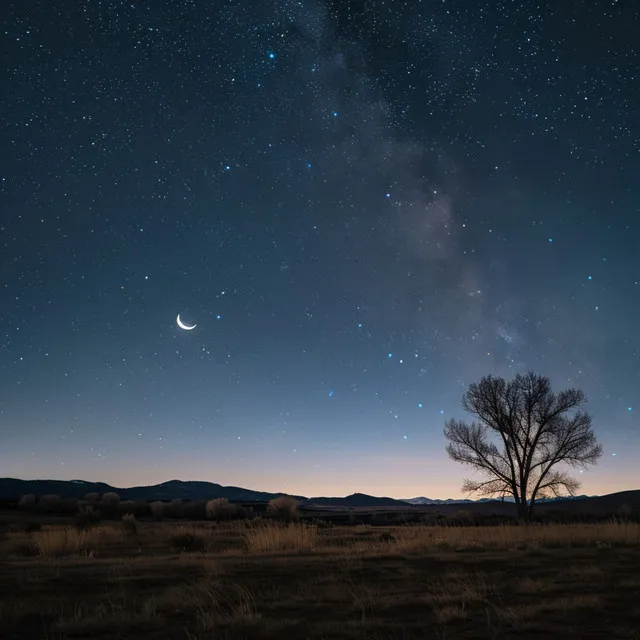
[18,494,36,510]
[119,500,138,515]
[75,504,101,530]
[267,495,299,522]
[150,501,165,519]
[206,497,235,521]
[38,494,62,513]
[84,492,101,504]
[165,499,184,518]
[101,492,120,506]
[98,492,121,518]
[443,371,603,521]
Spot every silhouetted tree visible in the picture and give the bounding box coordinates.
[443,371,602,521]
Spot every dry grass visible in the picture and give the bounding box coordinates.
[0,517,639,639]
[242,521,318,552]
[53,597,163,635]
[386,521,640,554]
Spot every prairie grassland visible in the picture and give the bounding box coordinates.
[1,518,639,639]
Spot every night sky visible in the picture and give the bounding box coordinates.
[1,1,638,499]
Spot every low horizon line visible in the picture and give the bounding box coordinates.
[3,476,638,502]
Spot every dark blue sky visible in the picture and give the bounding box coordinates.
[1,0,638,498]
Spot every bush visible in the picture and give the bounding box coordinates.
[18,494,36,510]
[121,514,138,536]
[150,501,165,519]
[164,499,184,519]
[206,498,237,521]
[38,494,62,513]
[75,505,101,531]
[267,495,299,522]
[119,500,152,518]
[102,492,120,504]
[118,500,138,515]
[170,528,207,553]
[60,498,79,515]
[183,500,207,520]
[618,504,634,520]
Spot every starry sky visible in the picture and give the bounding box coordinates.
[1,1,638,499]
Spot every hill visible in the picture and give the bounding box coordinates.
[0,478,305,503]
[1,478,637,514]
[305,493,410,507]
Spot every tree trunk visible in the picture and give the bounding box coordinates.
[528,499,536,522]
[516,501,530,522]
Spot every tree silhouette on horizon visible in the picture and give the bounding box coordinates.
[444,371,603,521]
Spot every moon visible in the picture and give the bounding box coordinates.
[176,314,197,331]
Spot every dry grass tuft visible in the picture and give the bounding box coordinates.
[157,580,259,630]
[243,521,317,552]
[517,576,554,593]
[376,522,640,554]
[169,526,208,553]
[32,527,93,557]
[433,603,467,624]
[54,597,162,635]
[121,513,138,536]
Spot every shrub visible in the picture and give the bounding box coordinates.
[618,504,634,520]
[206,498,236,521]
[267,495,299,522]
[170,527,207,553]
[101,491,120,506]
[60,498,79,515]
[119,500,138,515]
[150,501,165,519]
[165,499,184,519]
[75,505,101,531]
[18,494,36,510]
[135,501,152,518]
[96,492,120,519]
[121,514,138,536]
[38,494,62,513]
[120,500,152,518]
[84,492,101,504]
[183,500,207,520]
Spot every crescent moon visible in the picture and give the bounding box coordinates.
[176,314,197,331]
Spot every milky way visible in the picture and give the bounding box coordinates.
[1,1,638,498]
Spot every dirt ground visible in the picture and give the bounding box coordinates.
[1,515,639,639]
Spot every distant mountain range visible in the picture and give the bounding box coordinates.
[0,478,305,503]
[403,495,592,505]
[0,477,627,509]
[304,493,406,507]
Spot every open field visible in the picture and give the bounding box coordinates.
[1,516,639,639]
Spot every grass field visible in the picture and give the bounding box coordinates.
[1,517,639,639]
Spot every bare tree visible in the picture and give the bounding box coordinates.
[443,371,602,521]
